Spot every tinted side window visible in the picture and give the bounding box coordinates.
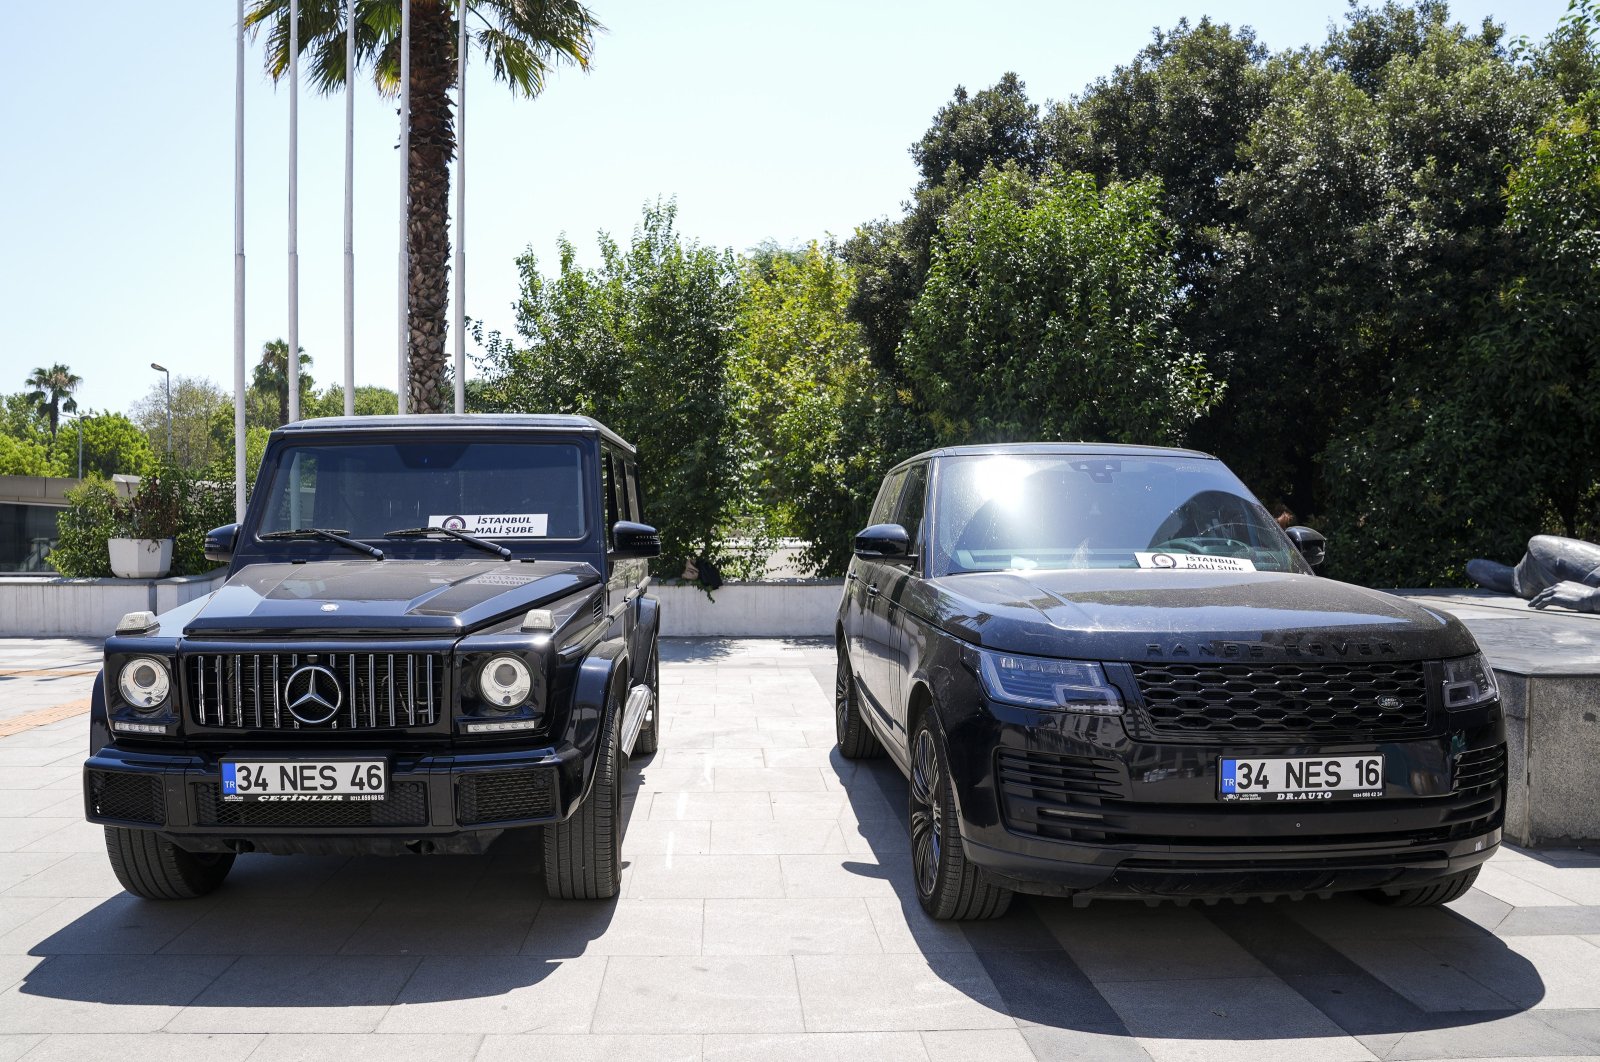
[895,462,929,553]
[869,469,907,526]
[601,448,620,527]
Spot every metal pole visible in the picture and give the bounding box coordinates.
[453,0,466,414]
[397,0,411,415]
[343,0,356,417]
[234,0,247,522]
[287,0,301,424]
[76,418,83,481]
[151,363,171,453]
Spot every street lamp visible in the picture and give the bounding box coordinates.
[65,412,92,480]
[150,363,171,454]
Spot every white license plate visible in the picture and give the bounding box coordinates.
[1219,755,1385,802]
[221,759,387,802]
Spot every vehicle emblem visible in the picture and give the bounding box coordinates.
[1376,695,1404,711]
[321,602,339,612]
[283,664,343,725]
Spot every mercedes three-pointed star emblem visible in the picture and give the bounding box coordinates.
[283,664,343,725]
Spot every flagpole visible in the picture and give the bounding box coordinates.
[453,0,466,415]
[233,0,247,521]
[287,0,300,424]
[343,0,356,416]
[397,0,411,415]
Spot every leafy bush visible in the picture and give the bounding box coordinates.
[48,479,119,578]
[47,461,233,579]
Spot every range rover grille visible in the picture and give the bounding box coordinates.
[1128,661,1432,742]
[185,652,444,731]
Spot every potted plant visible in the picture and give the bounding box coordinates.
[108,465,183,579]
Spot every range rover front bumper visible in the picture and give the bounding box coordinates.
[939,695,1507,900]
[83,741,588,856]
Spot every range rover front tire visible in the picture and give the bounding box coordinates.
[544,695,623,900]
[835,645,883,759]
[1365,866,1481,907]
[105,826,235,900]
[909,713,1012,921]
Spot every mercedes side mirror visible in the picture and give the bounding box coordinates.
[854,523,912,564]
[1286,525,1327,569]
[611,521,662,560]
[203,523,238,565]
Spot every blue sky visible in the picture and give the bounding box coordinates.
[0,0,1576,416]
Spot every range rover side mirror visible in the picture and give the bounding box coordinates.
[1286,525,1327,569]
[204,523,239,564]
[611,521,662,560]
[854,523,911,564]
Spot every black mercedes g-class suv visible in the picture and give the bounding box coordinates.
[837,444,1505,919]
[83,414,662,901]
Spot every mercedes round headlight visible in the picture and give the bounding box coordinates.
[478,654,532,708]
[117,656,171,710]
[1442,652,1499,710]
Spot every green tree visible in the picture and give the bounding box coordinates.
[130,375,230,470]
[253,340,314,427]
[246,0,601,414]
[51,414,157,480]
[302,384,400,418]
[900,166,1218,446]
[478,202,743,572]
[0,434,53,477]
[23,364,81,438]
[733,244,888,575]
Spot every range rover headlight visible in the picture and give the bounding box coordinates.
[117,656,171,710]
[974,648,1123,715]
[478,654,533,709]
[1442,653,1499,710]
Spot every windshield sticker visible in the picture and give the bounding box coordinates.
[1134,552,1257,573]
[430,514,549,538]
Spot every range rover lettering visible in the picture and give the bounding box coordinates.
[84,414,662,902]
[837,444,1505,919]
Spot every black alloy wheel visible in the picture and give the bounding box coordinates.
[834,644,882,759]
[907,713,1012,920]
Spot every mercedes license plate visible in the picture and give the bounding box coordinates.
[221,759,387,802]
[1219,755,1384,802]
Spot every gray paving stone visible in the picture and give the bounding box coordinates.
[648,791,775,821]
[792,953,1013,1033]
[1019,1025,1156,1062]
[702,898,881,955]
[1336,938,1519,1012]
[1494,903,1600,935]
[337,906,535,956]
[704,1031,928,1061]
[0,954,235,1033]
[1382,1011,1598,1060]
[0,852,71,894]
[626,854,785,899]
[4,893,212,956]
[166,954,421,1033]
[0,1035,44,1062]
[1420,934,1600,1010]
[16,1033,263,1061]
[479,1033,702,1062]
[1097,977,1372,1062]
[593,955,805,1034]
[709,819,849,855]
[380,955,608,1034]
[779,854,911,899]
[1041,903,1269,983]
[522,898,704,957]
[238,1032,483,1061]
[160,900,378,956]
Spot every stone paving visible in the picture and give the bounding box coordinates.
[0,636,1598,1061]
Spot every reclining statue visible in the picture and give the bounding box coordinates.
[1466,535,1600,613]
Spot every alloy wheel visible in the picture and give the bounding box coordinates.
[909,727,944,899]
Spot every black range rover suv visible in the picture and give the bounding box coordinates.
[84,414,661,901]
[836,444,1506,919]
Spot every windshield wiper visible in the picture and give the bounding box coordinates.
[384,525,513,559]
[260,527,384,560]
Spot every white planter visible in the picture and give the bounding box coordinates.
[108,537,173,579]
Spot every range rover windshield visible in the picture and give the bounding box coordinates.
[257,441,589,542]
[932,454,1308,576]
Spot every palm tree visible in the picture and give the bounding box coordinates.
[253,339,314,426]
[24,364,82,438]
[246,0,601,413]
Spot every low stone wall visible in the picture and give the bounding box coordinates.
[0,571,226,639]
[654,580,842,638]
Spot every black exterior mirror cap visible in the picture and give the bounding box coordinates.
[1286,525,1327,568]
[611,521,662,560]
[203,523,239,564]
[854,523,912,562]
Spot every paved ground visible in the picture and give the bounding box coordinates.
[1,637,1598,1061]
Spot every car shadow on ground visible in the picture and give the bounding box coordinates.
[18,759,655,1010]
[836,750,1547,1044]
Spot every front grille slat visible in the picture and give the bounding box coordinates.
[1129,661,1433,743]
[185,652,445,732]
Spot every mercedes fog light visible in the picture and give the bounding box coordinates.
[117,657,171,710]
[478,654,532,708]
